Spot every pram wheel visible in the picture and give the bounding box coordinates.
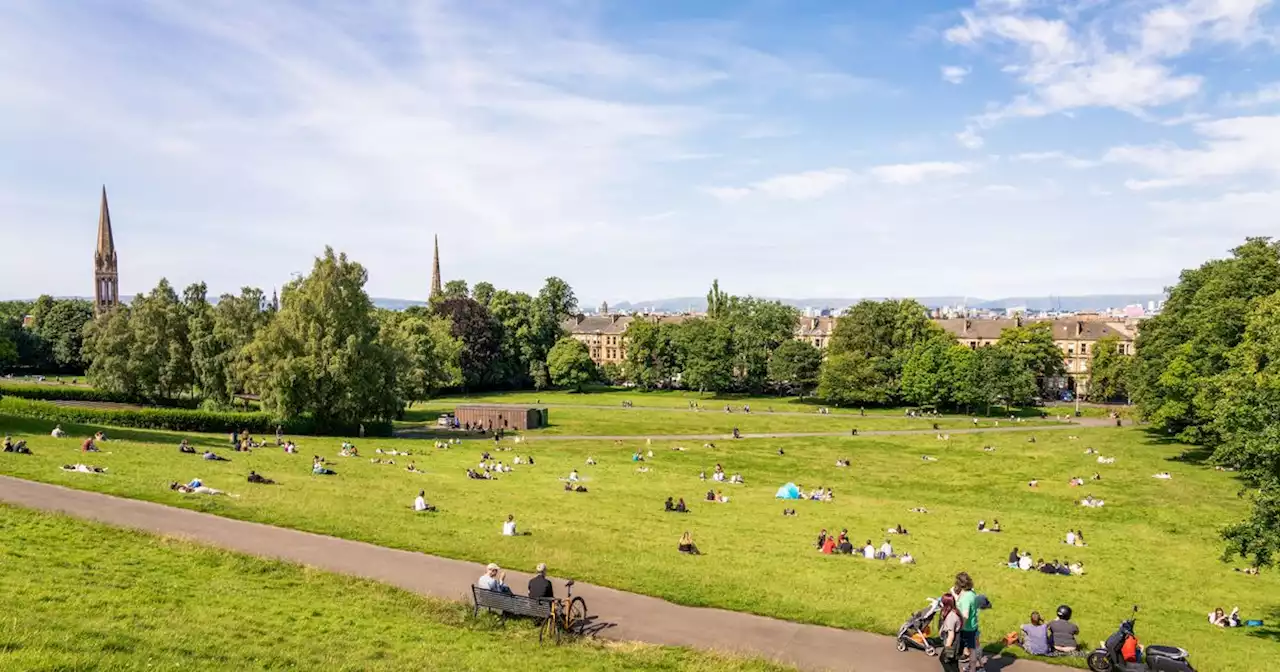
[925,645,937,656]
[896,639,907,652]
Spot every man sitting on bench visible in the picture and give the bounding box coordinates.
[528,563,554,599]
[477,563,512,594]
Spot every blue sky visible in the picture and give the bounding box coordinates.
[3,0,1280,304]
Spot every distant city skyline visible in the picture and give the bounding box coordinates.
[3,1,1278,300]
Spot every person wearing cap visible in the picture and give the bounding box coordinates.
[528,563,554,599]
[477,563,511,594]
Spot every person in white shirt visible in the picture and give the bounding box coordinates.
[900,552,915,564]
[568,470,579,482]
[502,514,517,536]
[863,541,876,559]
[879,540,894,559]
[1019,553,1034,571]
[477,563,511,594]
[1065,531,1076,546]
[51,425,66,438]
[413,490,436,512]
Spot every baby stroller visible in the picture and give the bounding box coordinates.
[896,597,941,655]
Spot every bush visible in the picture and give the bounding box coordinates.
[0,382,200,409]
[0,397,391,437]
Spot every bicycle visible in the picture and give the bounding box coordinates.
[540,580,588,644]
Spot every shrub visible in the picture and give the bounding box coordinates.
[0,397,391,437]
[0,382,200,409]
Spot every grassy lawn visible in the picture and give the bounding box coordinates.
[2,415,1277,670]
[405,402,1062,436]
[0,505,785,672]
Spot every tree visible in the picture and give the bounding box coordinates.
[126,279,192,400]
[0,322,17,372]
[826,299,942,403]
[83,307,136,395]
[472,281,496,307]
[979,345,1037,412]
[443,279,470,299]
[674,318,733,393]
[624,318,678,390]
[434,296,504,391]
[1133,238,1280,443]
[34,299,93,371]
[706,279,727,319]
[1087,334,1132,402]
[245,247,401,428]
[900,338,956,408]
[381,309,462,402]
[487,289,535,389]
[547,337,596,391]
[946,345,981,412]
[767,339,822,395]
[528,277,577,389]
[817,351,891,406]
[996,322,1065,391]
[721,296,799,392]
[208,287,273,404]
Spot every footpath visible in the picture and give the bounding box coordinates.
[0,475,1060,672]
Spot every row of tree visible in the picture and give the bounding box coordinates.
[0,297,95,373]
[1131,238,1280,568]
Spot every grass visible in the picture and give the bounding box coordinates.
[404,401,1061,436]
[0,504,787,672]
[2,415,1277,671]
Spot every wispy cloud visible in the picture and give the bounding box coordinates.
[1105,115,1280,189]
[869,161,977,185]
[706,168,854,202]
[942,65,972,84]
[1221,82,1280,107]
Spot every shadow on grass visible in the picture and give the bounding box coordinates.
[1246,606,1279,644]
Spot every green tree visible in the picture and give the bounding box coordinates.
[547,337,597,392]
[980,345,1037,412]
[900,337,956,408]
[472,282,496,307]
[34,299,93,371]
[825,299,941,403]
[487,290,535,389]
[128,279,192,400]
[722,296,799,392]
[83,307,136,395]
[245,247,401,427]
[434,296,504,391]
[706,279,727,319]
[0,321,17,372]
[443,279,470,299]
[527,277,577,389]
[995,322,1065,391]
[674,318,733,393]
[1133,238,1280,443]
[767,339,822,395]
[1087,334,1132,402]
[624,318,678,390]
[817,351,891,406]
[947,345,981,412]
[381,309,462,402]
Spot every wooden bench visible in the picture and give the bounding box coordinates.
[471,585,552,623]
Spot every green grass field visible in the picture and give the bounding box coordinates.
[0,504,785,671]
[1,414,1276,671]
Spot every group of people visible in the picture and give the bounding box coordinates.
[663,497,689,513]
[1005,548,1085,576]
[2,434,31,454]
[1014,605,1082,657]
[814,529,914,563]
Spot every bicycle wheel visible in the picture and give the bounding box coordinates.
[567,597,588,635]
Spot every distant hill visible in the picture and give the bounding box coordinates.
[607,294,1166,314]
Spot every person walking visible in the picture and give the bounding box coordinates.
[938,593,963,672]
[953,571,982,672]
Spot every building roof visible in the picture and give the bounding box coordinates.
[796,316,835,337]
[562,314,692,335]
[934,318,1135,342]
[455,404,546,411]
[96,186,116,259]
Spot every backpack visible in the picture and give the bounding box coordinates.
[1121,635,1140,662]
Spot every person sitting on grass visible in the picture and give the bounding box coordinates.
[179,439,197,454]
[1048,605,1080,652]
[1209,607,1241,628]
[81,437,99,453]
[502,514,517,536]
[665,496,676,512]
[413,490,437,512]
[94,431,108,442]
[1020,612,1052,655]
[1074,530,1086,547]
[202,450,229,462]
[678,531,700,555]
[568,469,580,482]
[863,540,876,559]
[899,552,915,564]
[1019,552,1034,572]
[816,529,829,549]
[675,498,688,513]
[312,459,336,476]
[821,534,837,554]
[838,536,854,554]
[477,563,512,594]
[247,471,275,485]
[50,425,66,438]
[878,539,895,560]
[705,489,716,502]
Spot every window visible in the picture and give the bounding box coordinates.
[1081,343,1089,355]
[815,338,823,348]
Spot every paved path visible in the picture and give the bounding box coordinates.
[0,475,1061,672]
[397,418,1114,441]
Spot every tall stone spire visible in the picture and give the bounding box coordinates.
[430,234,442,298]
[93,186,120,316]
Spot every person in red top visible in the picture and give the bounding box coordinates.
[822,535,837,554]
[81,437,98,453]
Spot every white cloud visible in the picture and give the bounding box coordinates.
[869,161,977,184]
[705,168,854,202]
[945,0,1271,135]
[942,65,972,84]
[956,127,985,148]
[1010,151,1097,168]
[1222,82,1280,107]
[1105,115,1280,189]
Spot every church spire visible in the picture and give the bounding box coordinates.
[94,186,120,316]
[430,234,442,298]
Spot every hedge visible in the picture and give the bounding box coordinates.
[0,382,201,409]
[0,397,392,437]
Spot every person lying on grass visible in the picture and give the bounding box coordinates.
[564,482,587,493]
[3,437,31,454]
[413,490,437,512]
[169,481,225,495]
[61,464,106,473]
[678,531,700,555]
[247,471,275,485]
[202,450,229,462]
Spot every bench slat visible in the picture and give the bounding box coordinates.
[472,586,551,619]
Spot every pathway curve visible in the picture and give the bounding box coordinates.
[0,475,1061,672]
[397,417,1116,441]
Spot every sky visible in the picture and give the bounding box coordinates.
[3,0,1280,305]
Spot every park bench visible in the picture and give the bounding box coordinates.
[471,585,551,624]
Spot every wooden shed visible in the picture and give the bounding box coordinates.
[454,404,548,431]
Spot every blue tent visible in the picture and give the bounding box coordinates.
[775,482,800,499]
